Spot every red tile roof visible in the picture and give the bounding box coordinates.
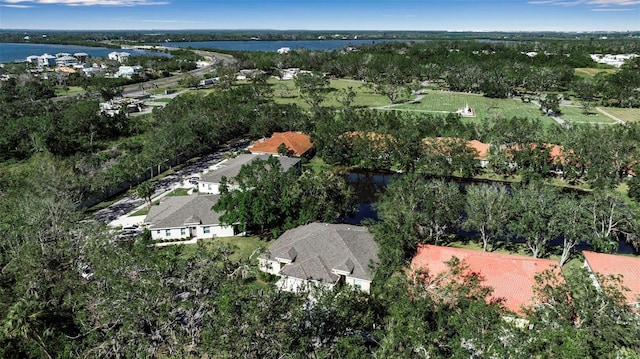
[583,251,640,305]
[411,244,559,313]
[249,132,313,157]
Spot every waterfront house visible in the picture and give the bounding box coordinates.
[411,245,560,314]
[259,223,379,293]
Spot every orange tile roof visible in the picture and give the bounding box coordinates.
[422,137,490,161]
[249,131,313,157]
[468,140,490,160]
[411,244,559,313]
[583,251,640,305]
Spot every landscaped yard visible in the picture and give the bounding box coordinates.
[559,105,618,124]
[178,235,273,263]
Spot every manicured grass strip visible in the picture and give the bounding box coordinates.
[560,105,617,124]
[597,107,640,123]
[54,86,85,96]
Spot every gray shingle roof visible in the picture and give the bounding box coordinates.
[266,223,378,283]
[144,194,223,229]
[200,154,300,183]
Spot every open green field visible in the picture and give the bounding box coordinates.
[560,105,617,124]
[394,91,557,126]
[268,78,390,108]
[574,67,617,77]
[598,107,640,123]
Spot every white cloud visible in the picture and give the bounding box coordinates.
[0,3,33,7]
[591,6,636,10]
[527,0,640,5]
[1,0,168,6]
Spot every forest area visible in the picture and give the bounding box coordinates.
[1,37,640,358]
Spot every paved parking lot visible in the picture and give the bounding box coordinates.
[94,139,251,225]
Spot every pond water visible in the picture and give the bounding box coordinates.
[343,169,637,254]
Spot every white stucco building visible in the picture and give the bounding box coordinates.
[144,194,238,241]
[259,223,379,294]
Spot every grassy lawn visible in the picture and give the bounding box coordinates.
[574,67,617,77]
[54,86,85,97]
[166,187,191,196]
[393,91,557,126]
[178,235,273,263]
[269,78,390,109]
[597,107,640,123]
[559,105,617,124]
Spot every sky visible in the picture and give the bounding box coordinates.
[0,0,638,32]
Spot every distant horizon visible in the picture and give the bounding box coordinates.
[2,29,639,33]
[1,0,638,32]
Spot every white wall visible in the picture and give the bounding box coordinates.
[199,182,220,194]
[259,259,283,275]
[346,276,372,294]
[151,224,235,240]
[151,227,186,240]
[195,224,235,238]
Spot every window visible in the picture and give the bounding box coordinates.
[203,226,210,234]
[156,230,160,235]
[181,228,186,236]
[165,229,171,236]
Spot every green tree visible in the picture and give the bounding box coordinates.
[375,174,464,245]
[508,185,560,258]
[524,267,640,357]
[136,181,154,208]
[462,185,510,251]
[294,71,330,110]
[555,194,590,266]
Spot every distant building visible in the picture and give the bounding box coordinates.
[114,65,143,79]
[56,55,78,67]
[277,47,291,54]
[73,52,89,63]
[37,53,56,67]
[590,53,639,68]
[25,55,40,66]
[108,51,131,63]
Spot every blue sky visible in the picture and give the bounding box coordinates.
[1,0,638,31]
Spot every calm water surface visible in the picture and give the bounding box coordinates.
[0,43,168,63]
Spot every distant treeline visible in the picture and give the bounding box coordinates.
[1,29,639,45]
